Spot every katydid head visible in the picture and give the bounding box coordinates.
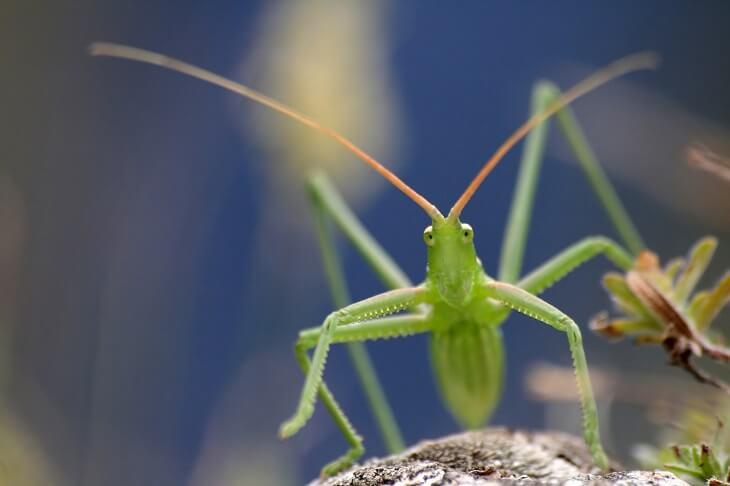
[424,217,479,307]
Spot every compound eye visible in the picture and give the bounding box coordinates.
[423,225,435,246]
[461,224,474,243]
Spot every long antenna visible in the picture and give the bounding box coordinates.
[89,42,442,220]
[449,52,660,219]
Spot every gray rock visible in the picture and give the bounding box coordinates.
[310,428,688,486]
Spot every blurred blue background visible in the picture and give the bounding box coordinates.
[2,1,730,484]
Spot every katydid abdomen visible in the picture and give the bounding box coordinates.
[430,320,504,429]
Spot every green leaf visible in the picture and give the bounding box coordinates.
[665,257,686,283]
[674,237,717,305]
[694,272,730,332]
[603,273,654,320]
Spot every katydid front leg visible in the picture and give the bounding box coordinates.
[485,280,609,470]
[291,314,430,476]
[279,286,429,439]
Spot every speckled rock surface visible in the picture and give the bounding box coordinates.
[310,428,688,486]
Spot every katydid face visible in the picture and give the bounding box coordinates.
[424,218,479,307]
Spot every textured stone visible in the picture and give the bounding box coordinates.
[310,428,688,486]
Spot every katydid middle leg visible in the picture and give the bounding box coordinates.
[517,236,633,296]
[499,81,644,285]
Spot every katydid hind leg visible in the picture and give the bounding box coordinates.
[499,82,644,285]
[485,281,609,470]
[308,173,406,452]
[551,87,644,254]
[307,171,412,289]
[498,83,552,283]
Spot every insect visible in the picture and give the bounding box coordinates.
[90,43,658,476]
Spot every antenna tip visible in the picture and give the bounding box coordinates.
[625,51,662,70]
[686,142,704,164]
[88,42,106,56]
[86,42,171,69]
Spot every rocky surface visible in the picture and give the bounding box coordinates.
[310,428,688,486]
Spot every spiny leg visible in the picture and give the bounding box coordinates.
[279,286,428,439]
[517,236,633,296]
[294,349,363,477]
[292,314,432,476]
[499,81,644,284]
[307,171,412,453]
[485,280,609,470]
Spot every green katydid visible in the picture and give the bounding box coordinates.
[90,43,659,476]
